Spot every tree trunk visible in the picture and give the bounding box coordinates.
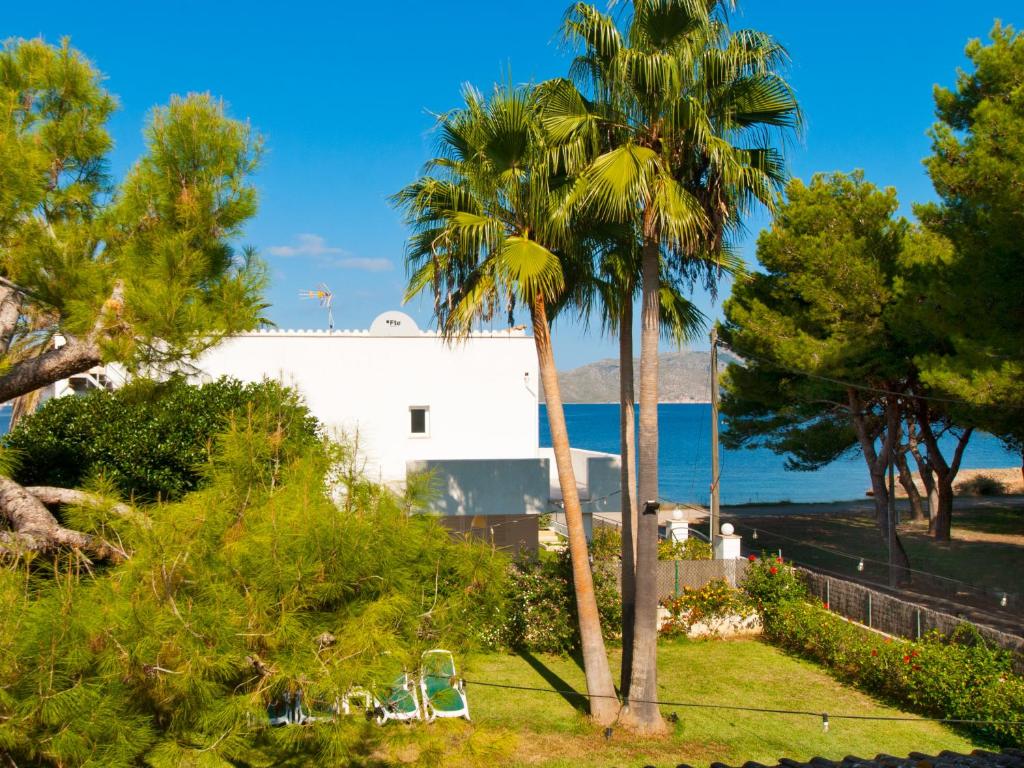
[926,429,972,542]
[913,399,973,542]
[907,422,935,521]
[622,228,665,734]
[530,296,618,726]
[0,338,100,404]
[9,388,42,431]
[618,301,638,699]
[895,449,925,522]
[26,486,136,520]
[0,280,122,405]
[848,390,910,584]
[0,476,124,559]
[0,283,22,355]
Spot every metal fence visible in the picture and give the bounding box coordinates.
[798,567,1024,670]
[736,524,1020,616]
[612,559,750,598]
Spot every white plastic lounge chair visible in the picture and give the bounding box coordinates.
[267,690,308,726]
[419,649,469,721]
[340,686,380,719]
[375,671,422,724]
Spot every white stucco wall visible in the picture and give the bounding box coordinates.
[189,312,539,486]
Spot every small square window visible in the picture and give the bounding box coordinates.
[410,406,429,436]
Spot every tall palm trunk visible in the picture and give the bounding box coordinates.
[530,295,618,726]
[618,299,638,698]
[624,229,666,733]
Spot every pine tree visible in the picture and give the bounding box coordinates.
[0,38,268,556]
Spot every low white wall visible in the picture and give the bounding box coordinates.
[407,458,550,517]
[542,447,621,510]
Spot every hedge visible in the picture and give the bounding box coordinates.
[744,557,1024,746]
[484,551,621,654]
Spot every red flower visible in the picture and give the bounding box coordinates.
[748,554,757,562]
[910,650,919,658]
[769,566,778,575]
[823,602,829,610]
[871,649,878,657]
[903,655,911,664]
[776,556,783,564]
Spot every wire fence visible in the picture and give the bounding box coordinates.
[611,559,750,597]
[606,555,1024,672]
[736,522,1022,617]
[797,567,1024,673]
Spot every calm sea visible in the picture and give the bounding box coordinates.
[2,403,1014,505]
[540,403,1019,505]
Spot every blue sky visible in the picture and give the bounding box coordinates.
[6,1,1018,367]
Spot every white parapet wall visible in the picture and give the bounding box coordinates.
[189,311,540,487]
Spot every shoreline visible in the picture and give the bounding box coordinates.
[541,400,712,405]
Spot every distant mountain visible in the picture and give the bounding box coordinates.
[540,350,739,404]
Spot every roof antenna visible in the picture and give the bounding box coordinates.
[299,284,334,330]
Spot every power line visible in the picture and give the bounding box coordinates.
[550,489,622,510]
[727,521,1008,593]
[461,678,1024,729]
[717,341,1024,412]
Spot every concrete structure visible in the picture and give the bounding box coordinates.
[713,523,742,560]
[666,513,690,543]
[190,311,539,487]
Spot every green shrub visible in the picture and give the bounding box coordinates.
[956,474,1007,496]
[591,525,621,561]
[660,579,754,637]
[761,600,1024,746]
[0,390,507,766]
[659,536,713,561]
[4,377,320,502]
[490,550,621,654]
[740,552,807,615]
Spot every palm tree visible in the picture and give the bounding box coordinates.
[545,0,800,731]
[392,84,620,725]
[574,227,706,695]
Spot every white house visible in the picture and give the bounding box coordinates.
[36,310,623,550]
[190,310,540,486]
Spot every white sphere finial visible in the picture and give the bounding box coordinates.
[721,522,735,536]
[672,508,683,521]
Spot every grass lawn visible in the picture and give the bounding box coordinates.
[730,507,1024,596]
[371,638,979,767]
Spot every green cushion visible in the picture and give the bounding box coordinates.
[385,676,417,714]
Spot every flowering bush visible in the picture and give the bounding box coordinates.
[590,525,622,561]
[762,599,1024,746]
[660,579,755,638]
[740,553,806,614]
[658,537,713,561]
[485,551,621,654]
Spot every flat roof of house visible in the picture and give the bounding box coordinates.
[240,310,530,339]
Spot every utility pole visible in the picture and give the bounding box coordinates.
[710,327,720,549]
[888,440,896,586]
